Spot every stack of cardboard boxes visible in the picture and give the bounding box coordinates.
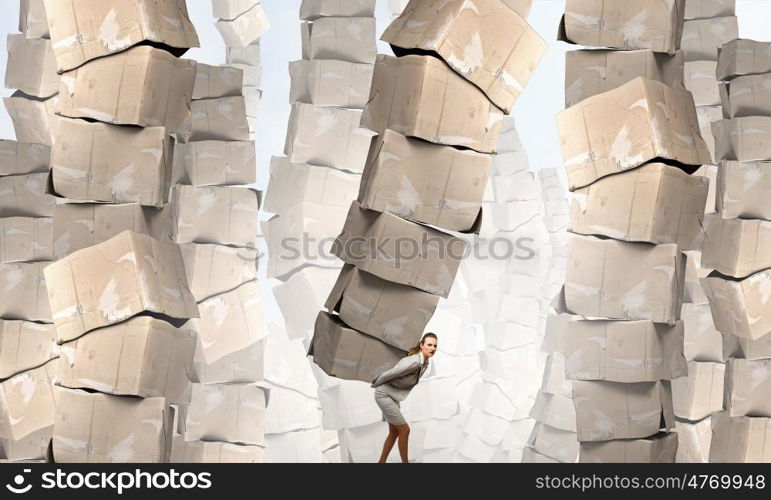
[553,0,714,463]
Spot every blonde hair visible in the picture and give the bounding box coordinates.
[407,332,438,356]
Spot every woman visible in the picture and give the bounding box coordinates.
[371,332,438,463]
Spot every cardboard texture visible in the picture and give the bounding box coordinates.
[301,17,376,64]
[0,217,53,264]
[178,97,250,143]
[299,0,376,19]
[0,261,51,322]
[192,338,264,385]
[559,0,686,54]
[0,425,51,462]
[192,63,243,100]
[698,105,722,163]
[527,423,578,463]
[44,230,198,343]
[0,359,57,441]
[521,446,561,463]
[573,380,674,442]
[284,103,375,173]
[310,312,406,383]
[358,129,490,233]
[713,117,771,162]
[723,330,771,361]
[569,163,708,248]
[51,118,173,208]
[383,0,546,112]
[725,359,771,417]
[215,3,269,47]
[718,160,771,220]
[580,433,678,463]
[565,49,685,107]
[5,34,58,98]
[325,264,439,351]
[564,235,685,325]
[52,386,171,463]
[675,419,712,463]
[226,43,261,65]
[0,141,49,177]
[530,391,577,433]
[557,77,711,190]
[332,201,466,298]
[717,39,771,81]
[212,0,259,20]
[541,353,572,398]
[681,16,738,61]
[682,303,724,362]
[0,320,56,379]
[288,59,373,109]
[273,267,340,340]
[671,360,725,420]
[694,164,717,215]
[3,92,57,146]
[720,73,771,118]
[19,0,49,39]
[43,0,199,73]
[701,270,771,340]
[57,317,195,404]
[710,412,771,463]
[563,317,686,383]
[702,217,771,279]
[364,55,503,154]
[684,61,720,106]
[179,243,258,303]
[0,173,54,218]
[227,63,260,88]
[170,438,263,463]
[685,0,735,20]
[172,141,256,187]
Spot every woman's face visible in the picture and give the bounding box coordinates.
[420,336,438,359]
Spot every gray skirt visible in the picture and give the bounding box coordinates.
[374,389,406,426]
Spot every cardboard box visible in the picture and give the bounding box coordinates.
[725,359,771,417]
[0,320,55,379]
[723,330,771,361]
[565,235,685,325]
[684,61,720,106]
[713,117,771,162]
[363,55,504,154]
[170,438,263,463]
[310,312,406,383]
[702,217,771,279]
[675,419,712,463]
[44,230,198,343]
[172,141,255,187]
[717,39,771,81]
[529,391,576,433]
[698,105,722,163]
[559,0,686,54]
[681,17,738,61]
[301,17,376,64]
[527,423,578,463]
[273,267,340,340]
[0,425,51,462]
[177,96,250,143]
[215,3,269,47]
[192,338,264,385]
[284,103,374,173]
[325,264,439,351]
[227,63,260,88]
[718,160,771,219]
[569,163,708,248]
[5,34,58,98]
[192,63,243,100]
[226,42,261,66]
[683,303,724,362]
[0,173,53,218]
[358,129,490,233]
[720,73,771,118]
[694,164,717,215]
[565,49,684,107]
[19,0,48,39]
[563,317,686,383]
[557,77,711,190]
[51,118,173,208]
[710,412,771,463]
[44,0,199,73]
[0,262,51,322]
[0,359,57,441]
[3,92,57,146]
[541,352,572,398]
[263,157,360,214]
[179,243,258,303]
[52,386,172,463]
[288,59,373,109]
[573,380,674,441]
[0,217,53,264]
[332,201,466,298]
[580,433,677,463]
[672,360,725,420]
[383,0,545,112]
[212,0,259,20]
[0,141,49,177]
[177,383,268,446]
[685,0,735,20]
[701,270,771,340]
[299,0,376,19]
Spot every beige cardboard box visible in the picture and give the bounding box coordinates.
[724,330,771,361]
[212,0,259,20]
[5,34,58,98]
[0,320,55,379]
[57,317,195,404]
[702,217,771,279]
[541,352,573,398]
[557,77,710,190]
[332,201,466,298]
[170,437,263,463]
[0,141,49,177]
[274,267,340,340]
[675,418,712,463]
[685,0,735,20]
[701,270,771,340]
[44,230,198,343]
[698,105,722,163]
[683,302,724,362]
[177,383,268,446]
[694,164,717,215]
[363,54,504,154]
[720,73,771,118]
[563,317,686,383]
[529,391,576,433]
[713,117,771,162]
[284,103,374,173]
[569,163,708,248]
[172,141,255,187]
[0,359,57,441]
[185,280,267,366]
[565,49,684,107]
[192,338,264,385]
[559,0,685,54]
[215,3,269,47]
[717,39,771,81]
[263,156,360,214]
[573,380,674,441]
[52,386,172,463]
[684,61,720,106]
[383,0,546,113]
[725,358,771,417]
[226,42,261,65]
[4,92,57,146]
[0,217,52,264]
[527,423,579,463]
[681,17,738,61]
[311,312,406,383]
[326,264,439,351]
[672,360,725,420]
[179,243,258,303]
[710,412,771,463]
[0,425,51,462]
[288,59,373,109]
[177,96,250,143]
[580,433,677,463]
[565,235,685,325]
[19,0,48,39]
[301,17,376,64]
[226,62,260,87]
[718,160,771,219]
[358,129,490,233]
[0,173,54,218]
[299,0,376,19]
[192,63,242,100]
[51,118,173,207]
[0,261,51,322]
[44,0,199,73]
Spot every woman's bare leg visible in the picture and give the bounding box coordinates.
[378,423,399,463]
[397,424,410,463]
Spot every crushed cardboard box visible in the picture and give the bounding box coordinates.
[299,0,375,19]
[170,437,263,463]
[720,73,771,118]
[177,96,250,143]
[701,269,771,340]
[0,217,52,264]
[713,117,771,162]
[0,141,49,177]
[192,338,264,385]
[212,0,259,20]
[19,0,49,39]
[681,16,738,61]
[172,140,256,187]
[226,42,261,66]
[725,358,771,417]
[0,425,51,462]
[685,0,735,20]
[702,217,771,279]
[580,433,678,463]
[682,303,724,362]
[527,423,578,463]
[723,329,771,361]
[718,160,771,220]
[675,419,712,463]
[227,63,260,88]
[0,261,51,322]
[694,164,717,215]
[192,63,243,100]
[3,92,57,146]
[697,105,722,162]
[5,34,58,98]
[273,266,340,340]
[684,61,720,106]
[0,173,54,218]
[179,243,258,303]
[529,391,577,433]
[215,3,269,47]
[717,38,771,81]
[301,17,376,64]
[671,360,725,421]
[0,320,56,379]
[709,412,771,463]
[0,359,57,441]
[288,59,374,109]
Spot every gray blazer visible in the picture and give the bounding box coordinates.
[371,354,427,402]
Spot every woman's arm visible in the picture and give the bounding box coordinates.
[371,355,420,387]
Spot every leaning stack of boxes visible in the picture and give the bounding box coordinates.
[0,0,58,462]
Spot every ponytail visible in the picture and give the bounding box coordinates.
[407,332,438,356]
